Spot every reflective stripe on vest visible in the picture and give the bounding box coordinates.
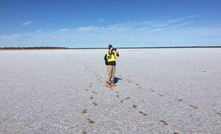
[107,53,117,62]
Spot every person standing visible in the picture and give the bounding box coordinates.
[104,44,119,88]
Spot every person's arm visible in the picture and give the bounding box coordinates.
[104,54,108,65]
[104,54,107,60]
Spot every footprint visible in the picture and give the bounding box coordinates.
[160,119,168,125]
[91,91,98,94]
[87,118,95,124]
[115,91,120,98]
[176,98,183,102]
[92,101,98,106]
[124,97,130,100]
[82,129,87,134]
[158,94,164,97]
[90,96,94,100]
[120,97,130,103]
[132,105,147,116]
[150,89,155,92]
[85,89,88,91]
[89,83,93,87]
[136,83,139,86]
[217,112,221,116]
[81,109,87,114]
[127,79,132,83]
[189,105,198,109]
[132,105,138,109]
[138,111,147,116]
[138,86,142,89]
[116,94,120,98]
[174,132,179,134]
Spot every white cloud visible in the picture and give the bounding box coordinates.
[21,20,32,26]
[59,28,70,32]
[0,34,22,41]
[76,26,98,33]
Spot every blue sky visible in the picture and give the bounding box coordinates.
[0,0,221,47]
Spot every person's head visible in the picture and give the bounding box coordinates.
[108,44,113,50]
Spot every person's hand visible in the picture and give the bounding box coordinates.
[116,51,119,57]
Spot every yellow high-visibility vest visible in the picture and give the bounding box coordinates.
[106,53,117,62]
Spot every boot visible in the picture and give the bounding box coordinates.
[110,82,116,87]
[105,82,111,88]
